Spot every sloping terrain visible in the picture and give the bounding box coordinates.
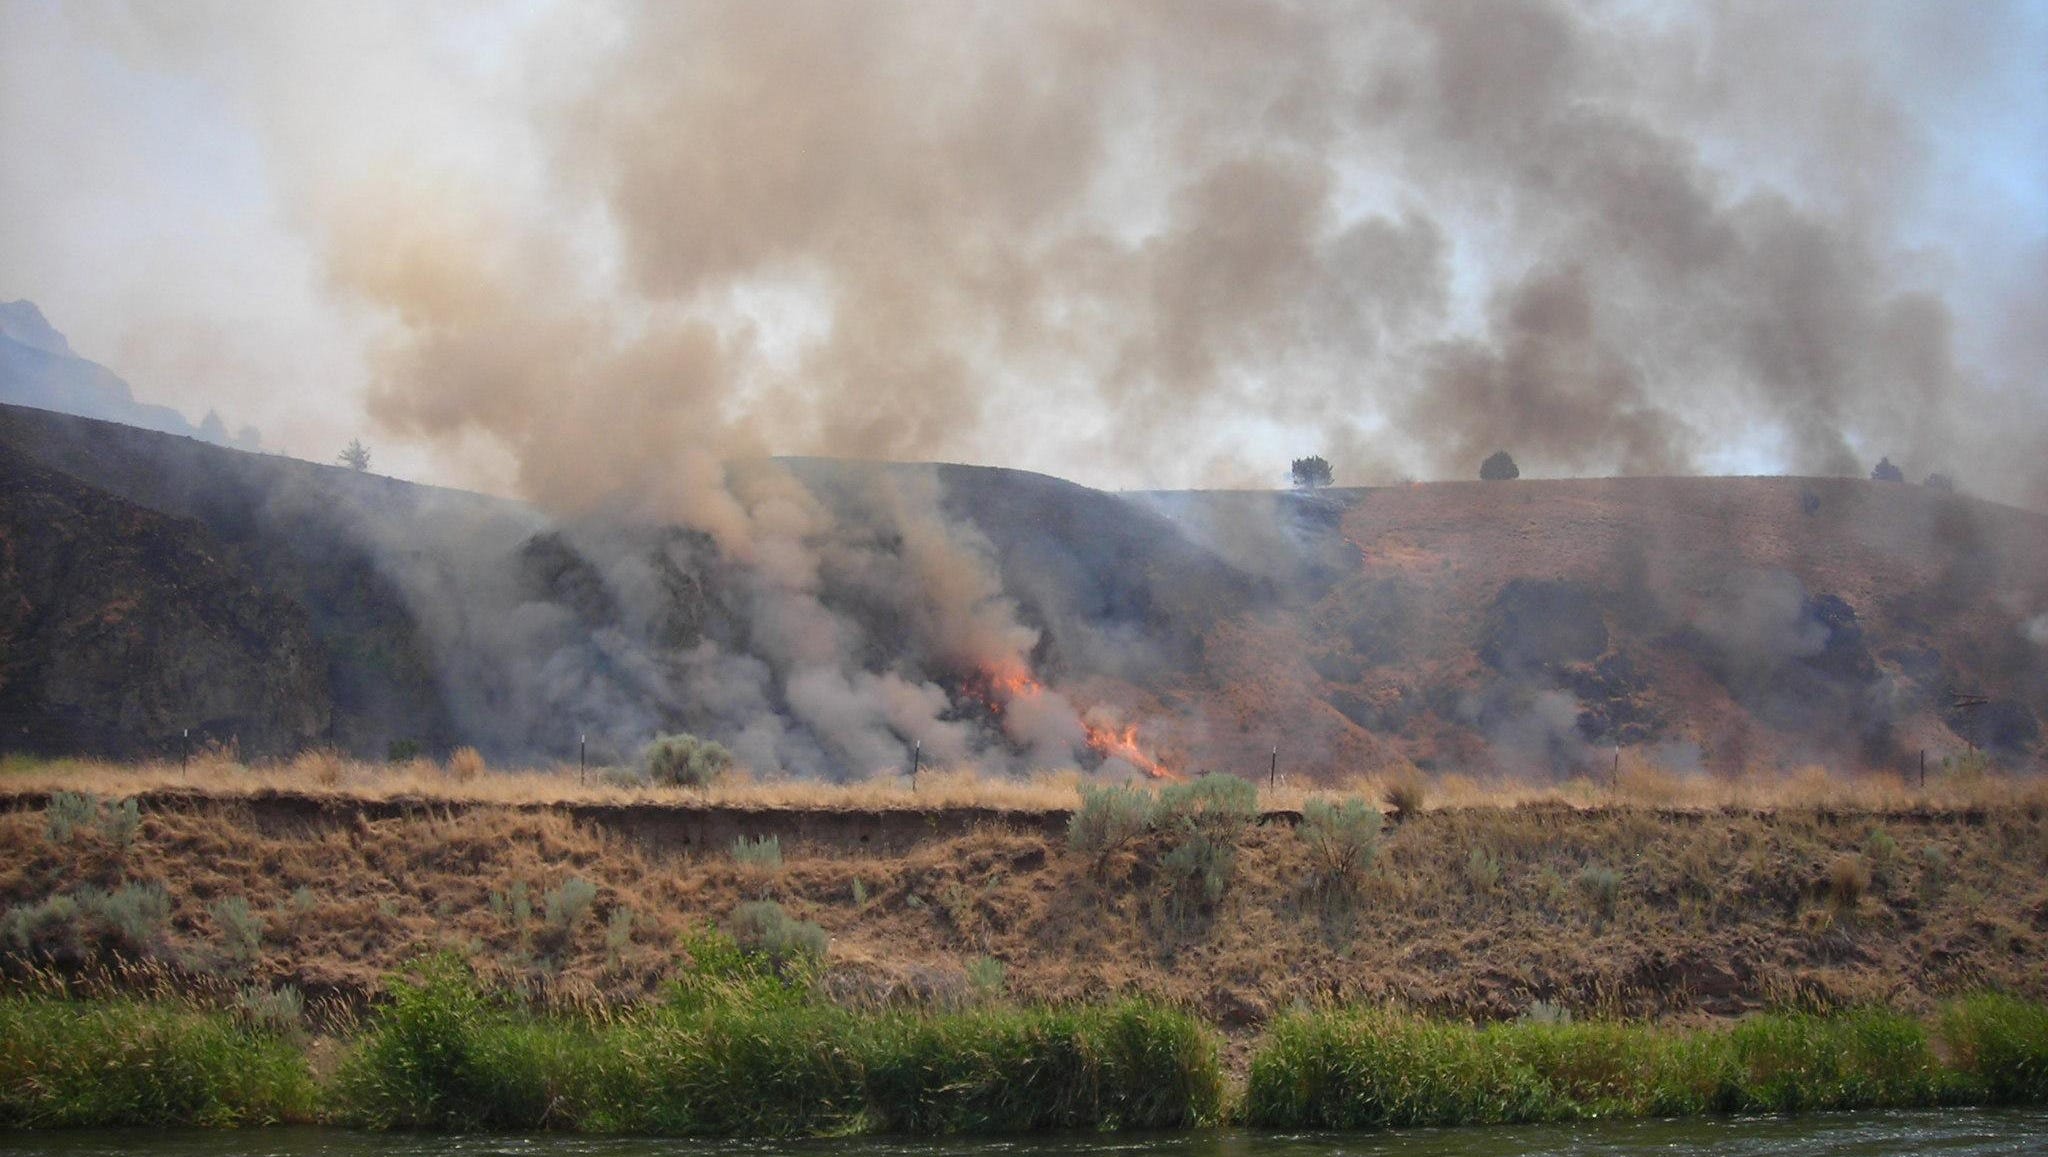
[1,400,2044,778]
[0,442,328,756]
[4,791,2044,1026]
[1283,478,2048,778]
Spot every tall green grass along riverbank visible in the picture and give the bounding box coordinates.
[1245,994,2048,1129]
[6,953,2045,1134]
[0,994,314,1127]
[334,944,1222,1134]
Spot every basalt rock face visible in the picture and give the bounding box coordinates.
[0,442,328,756]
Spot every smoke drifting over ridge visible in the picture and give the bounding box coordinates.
[7,2,2048,777]
[292,1,2047,507]
[6,1,2045,497]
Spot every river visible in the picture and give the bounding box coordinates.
[4,1111,2047,1157]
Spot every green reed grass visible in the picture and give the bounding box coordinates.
[1241,1002,2027,1129]
[331,956,1220,1135]
[0,994,313,1127]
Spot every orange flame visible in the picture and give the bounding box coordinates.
[1083,719,1180,780]
[965,662,1179,779]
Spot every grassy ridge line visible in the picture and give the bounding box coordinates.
[1244,995,2048,1129]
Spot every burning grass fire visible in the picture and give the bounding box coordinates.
[963,664,1180,779]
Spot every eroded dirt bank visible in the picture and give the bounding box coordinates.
[3,790,2044,1030]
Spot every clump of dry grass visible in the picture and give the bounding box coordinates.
[444,747,486,784]
[1827,854,1871,912]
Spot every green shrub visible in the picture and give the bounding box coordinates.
[729,901,828,970]
[731,835,783,870]
[966,956,1006,998]
[97,797,141,847]
[91,883,171,954]
[1299,798,1381,902]
[334,956,501,1129]
[1154,774,1257,910]
[1465,847,1504,893]
[1067,783,1155,871]
[45,791,98,843]
[644,733,733,789]
[670,924,811,1013]
[543,877,598,935]
[1578,864,1622,920]
[211,896,264,970]
[2,884,172,960]
[0,995,312,1126]
[232,984,305,1039]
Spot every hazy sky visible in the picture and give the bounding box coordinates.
[4,0,2046,504]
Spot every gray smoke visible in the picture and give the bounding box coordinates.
[10,1,2048,775]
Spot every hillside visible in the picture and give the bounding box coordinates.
[1162,476,2048,780]
[4,782,2044,1028]
[0,401,2044,779]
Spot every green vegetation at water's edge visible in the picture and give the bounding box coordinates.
[1244,995,2048,1129]
[0,995,314,1127]
[5,957,2046,1135]
[335,955,1220,1133]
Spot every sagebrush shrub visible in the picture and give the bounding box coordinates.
[211,896,264,970]
[543,877,597,933]
[1578,864,1622,920]
[97,798,141,847]
[644,733,733,788]
[233,983,305,1038]
[732,835,783,870]
[730,900,828,969]
[87,883,171,955]
[1299,798,1382,901]
[1067,783,1155,871]
[1154,775,1258,912]
[45,792,97,843]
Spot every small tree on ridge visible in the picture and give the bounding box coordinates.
[338,438,371,472]
[1291,456,1333,490]
[1480,450,1520,481]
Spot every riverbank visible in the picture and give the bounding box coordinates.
[4,773,2046,1024]
[4,975,2047,1132]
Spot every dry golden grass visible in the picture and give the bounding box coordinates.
[6,777,2045,1028]
[3,751,2042,815]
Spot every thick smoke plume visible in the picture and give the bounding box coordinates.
[9,1,2048,775]
[56,0,2038,504]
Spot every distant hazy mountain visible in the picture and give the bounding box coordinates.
[0,299,257,450]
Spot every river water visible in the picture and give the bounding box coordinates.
[4,1112,2046,1157]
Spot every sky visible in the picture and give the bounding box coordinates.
[3,0,2047,506]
